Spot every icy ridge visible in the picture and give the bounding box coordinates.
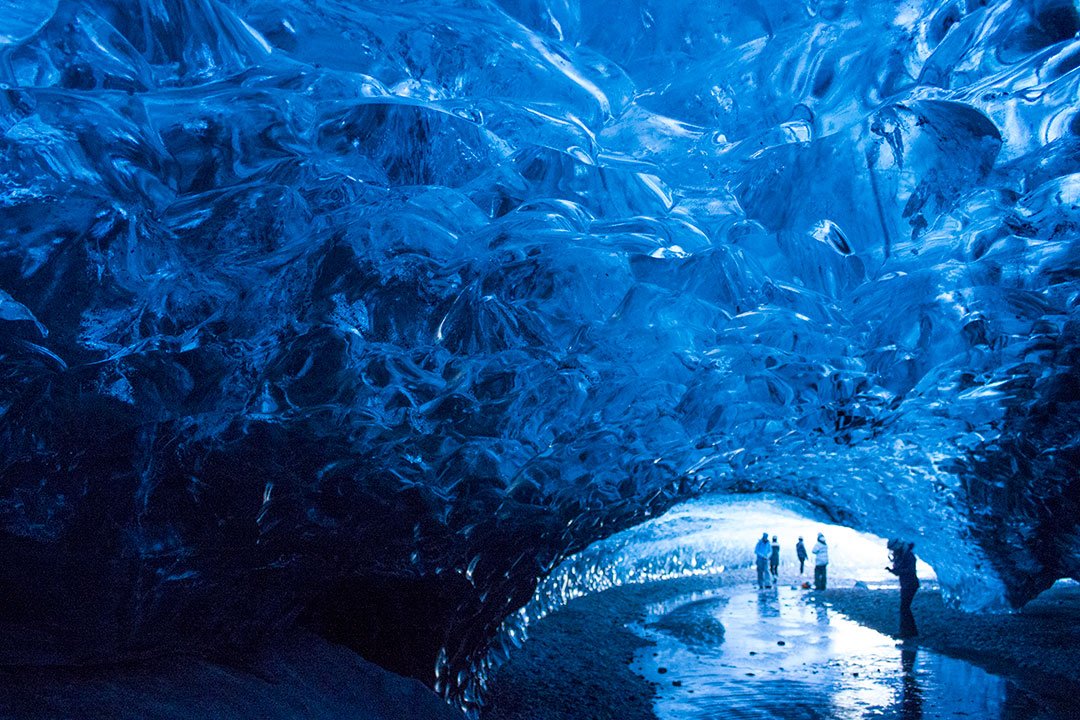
[1,0,1079,711]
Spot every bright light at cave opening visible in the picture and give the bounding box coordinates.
[669,494,940,587]
[516,493,937,631]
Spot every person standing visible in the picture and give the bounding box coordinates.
[887,538,920,638]
[769,535,781,581]
[812,533,828,590]
[796,536,808,574]
[754,533,772,588]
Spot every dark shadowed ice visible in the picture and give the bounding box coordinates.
[1,0,1079,711]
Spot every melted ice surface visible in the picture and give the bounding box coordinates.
[636,586,1067,720]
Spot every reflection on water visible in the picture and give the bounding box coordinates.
[632,586,1063,720]
[900,648,922,720]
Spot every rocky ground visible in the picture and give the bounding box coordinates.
[822,581,1080,698]
[481,575,1080,720]
[480,575,731,720]
[0,631,463,720]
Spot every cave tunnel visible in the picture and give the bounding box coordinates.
[1,0,1079,718]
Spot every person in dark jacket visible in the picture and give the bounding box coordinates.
[887,538,920,638]
[795,536,808,574]
[769,535,780,581]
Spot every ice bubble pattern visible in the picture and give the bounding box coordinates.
[1,0,1079,712]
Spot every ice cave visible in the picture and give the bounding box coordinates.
[1,0,1079,717]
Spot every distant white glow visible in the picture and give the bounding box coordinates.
[668,493,937,585]
[497,492,938,666]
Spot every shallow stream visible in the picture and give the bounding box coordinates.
[633,584,1068,720]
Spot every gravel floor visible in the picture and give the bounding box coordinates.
[481,575,731,720]
[482,576,1080,719]
[821,582,1080,699]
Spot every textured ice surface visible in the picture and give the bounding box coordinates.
[1,0,1079,711]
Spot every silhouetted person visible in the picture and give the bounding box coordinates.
[755,533,772,588]
[796,536,808,574]
[812,533,828,590]
[887,538,919,638]
[769,535,780,580]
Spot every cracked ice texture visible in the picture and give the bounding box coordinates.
[1,0,1079,709]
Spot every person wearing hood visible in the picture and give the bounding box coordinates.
[887,538,920,638]
[754,533,772,588]
[812,533,828,590]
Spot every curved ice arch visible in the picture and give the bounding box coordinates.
[0,0,1078,714]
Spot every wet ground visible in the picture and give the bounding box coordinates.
[632,584,1068,720]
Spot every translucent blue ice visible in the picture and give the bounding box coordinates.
[1,0,1079,711]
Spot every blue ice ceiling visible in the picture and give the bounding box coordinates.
[1,0,1079,710]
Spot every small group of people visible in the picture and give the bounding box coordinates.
[754,532,829,590]
[753,531,921,639]
[753,533,781,588]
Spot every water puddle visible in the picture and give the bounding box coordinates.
[632,585,1066,719]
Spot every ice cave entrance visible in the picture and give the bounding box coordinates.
[518,494,938,626]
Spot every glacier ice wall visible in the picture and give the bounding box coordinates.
[1,0,1079,709]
